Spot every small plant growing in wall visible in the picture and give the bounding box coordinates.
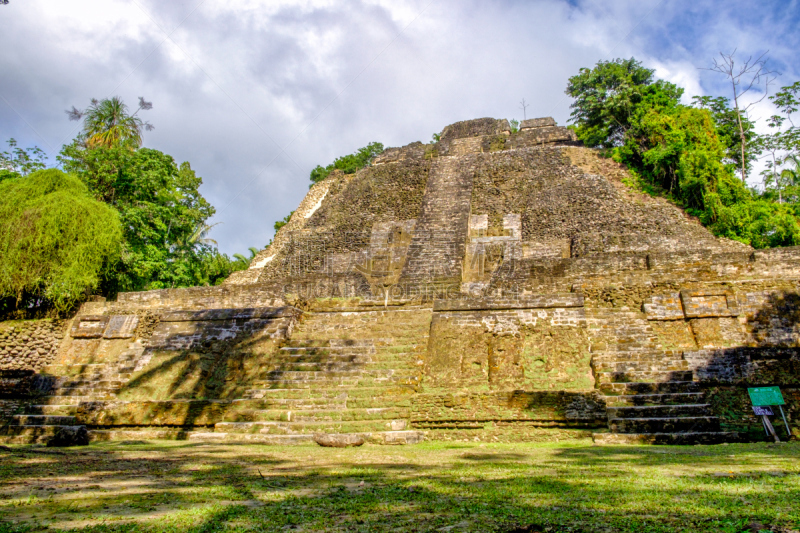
[510,119,520,134]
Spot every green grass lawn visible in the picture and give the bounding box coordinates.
[0,439,798,532]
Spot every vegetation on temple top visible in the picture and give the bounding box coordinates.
[566,57,800,249]
[309,141,384,184]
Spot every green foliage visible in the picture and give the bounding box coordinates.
[0,169,122,313]
[568,57,800,249]
[200,250,244,286]
[692,96,757,176]
[274,211,294,232]
[0,139,48,179]
[309,142,384,184]
[509,120,519,134]
[232,247,260,268]
[566,57,683,147]
[59,143,216,292]
[617,106,727,209]
[431,132,441,143]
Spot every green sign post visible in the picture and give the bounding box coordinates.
[748,386,785,406]
[748,387,790,441]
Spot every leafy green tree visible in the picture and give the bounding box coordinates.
[616,106,728,210]
[565,58,683,147]
[0,169,122,314]
[692,96,758,177]
[59,143,215,292]
[0,138,48,181]
[66,96,153,149]
[309,142,384,184]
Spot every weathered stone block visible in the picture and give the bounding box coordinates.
[70,316,109,338]
[681,290,739,318]
[313,433,365,447]
[643,294,684,320]
[47,425,89,447]
[103,315,139,338]
[520,117,556,129]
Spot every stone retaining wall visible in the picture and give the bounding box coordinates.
[0,320,65,371]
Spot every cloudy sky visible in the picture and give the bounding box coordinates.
[2,0,799,256]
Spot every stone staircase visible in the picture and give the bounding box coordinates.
[192,310,430,444]
[0,340,147,445]
[400,156,475,284]
[589,311,737,444]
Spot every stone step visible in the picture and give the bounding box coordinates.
[603,393,706,406]
[32,396,93,405]
[262,368,415,380]
[598,381,701,395]
[592,432,740,445]
[595,370,694,384]
[247,375,419,391]
[226,396,413,410]
[214,418,408,435]
[609,416,720,434]
[11,415,79,426]
[25,404,79,415]
[49,388,117,398]
[591,350,684,362]
[246,379,360,391]
[89,428,198,442]
[243,386,417,400]
[607,404,713,419]
[262,370,365,380]
[230,398,349,410]
[57,379,124,388]
[270,353,418,364]
[221,407,409,423]
[188,430,424,445]
[0,425,83,438]
[592,360,689,373]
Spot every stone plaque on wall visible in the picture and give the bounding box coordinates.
[643,294,684,320]
[70,316,110,338]
[681,290,739,318]
[102,315,140,339]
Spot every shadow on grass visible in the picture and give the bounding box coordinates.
[0,441,798,533]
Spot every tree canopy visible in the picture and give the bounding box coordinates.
[0,169,122,314]
[59,143,218,292]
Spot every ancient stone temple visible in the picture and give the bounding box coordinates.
[2,117,799,446]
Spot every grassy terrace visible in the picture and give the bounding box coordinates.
[0,440,798,533]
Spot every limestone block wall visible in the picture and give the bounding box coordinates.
[424,297,591,392]
[0,319,65,371]
[410,391,606,428]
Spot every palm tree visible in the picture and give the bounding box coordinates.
[233,247,260,267]
[187,222,221,247]
[66,97,153,149]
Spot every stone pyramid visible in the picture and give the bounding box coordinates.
[2,117,798,446]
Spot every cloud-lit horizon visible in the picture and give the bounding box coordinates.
[3,0,799,255]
